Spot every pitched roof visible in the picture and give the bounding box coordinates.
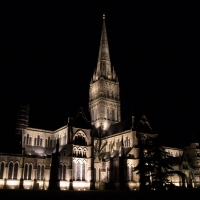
[107,118,132,136]
[107,115,153,136]
[71,107,91,129]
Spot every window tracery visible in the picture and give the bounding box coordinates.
[73,147,87,158]
[24,163,33,180]
[73,132,87,146]
[8,162,18,179]
[37,164,45,180]
[72,160,86,181]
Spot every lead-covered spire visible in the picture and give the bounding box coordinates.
[95,13,112,80]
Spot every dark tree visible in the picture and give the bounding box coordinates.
[134,132,176,191]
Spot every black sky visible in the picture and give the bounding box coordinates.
[1,2,200,149]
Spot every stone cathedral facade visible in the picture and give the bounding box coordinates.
[0,14,200,190]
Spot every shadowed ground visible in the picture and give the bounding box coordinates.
[0,189,199,200]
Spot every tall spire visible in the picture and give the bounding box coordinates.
[89,14,121,135]
[96,13,112,80]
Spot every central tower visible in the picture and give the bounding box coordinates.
[89,14,121,136]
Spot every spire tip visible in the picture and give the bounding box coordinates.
[103,13,105,19]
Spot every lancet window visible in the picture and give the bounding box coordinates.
[124,137,130,148]
[107,108,109,119]
[112,109,115,120]
[24,134,32,145]
[74,132,87,146]
[59,164,67,180]
[46,137,52,147]
[8,162,18,179]
[72,160,86,181]
[34,135,43,146]
[24,163,33,180]
[37,165,45,180]
[127,165,134,181]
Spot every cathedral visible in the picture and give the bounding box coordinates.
[0,14,200,191]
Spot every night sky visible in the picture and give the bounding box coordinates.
[1,2,200,149]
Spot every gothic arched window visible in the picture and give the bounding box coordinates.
[112,109,114,121]
[24,164,28,179]
[13,163,18,179]
[48,137,50,147]
[29,137,32,145]
[59,164,63,180]
[82,162,85,180]
[40,138,43,146]
[63,165,66,180]
[41,165,45,180]
[26,134,29,144]
[0,162,5,179]
[8,162,13,179]
[37,135,40,146]
[74,133,87,146]
[28,164,32,180]
[37,165,41,180]
[77,161,81,180]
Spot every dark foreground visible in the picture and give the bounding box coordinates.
[0,189,199,200]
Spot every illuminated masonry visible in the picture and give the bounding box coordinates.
[0,14,200,190]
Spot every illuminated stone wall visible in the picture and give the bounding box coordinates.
[0,154,51,189]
